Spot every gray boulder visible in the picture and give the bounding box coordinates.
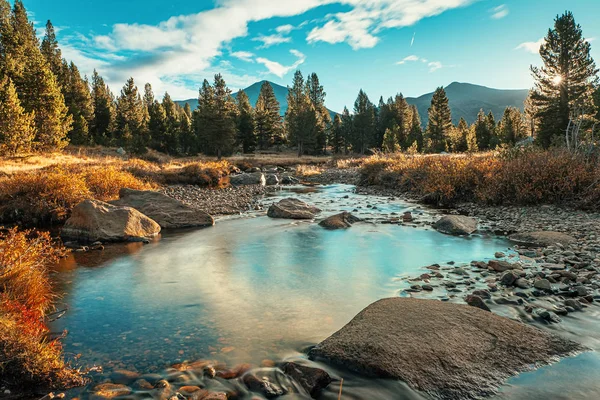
[265,174,279,186]
[308,298,582,400]
[319,212,361,229]
[282,362,332,398]
[509,231,576,247]
[267,198,321,219]
[230,172,266,186]
[62,200,160,243]
[111,188,213,229]
[433,215,477,235]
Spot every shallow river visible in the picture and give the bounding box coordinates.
[51,184,600,399]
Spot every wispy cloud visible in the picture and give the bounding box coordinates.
[516,37,545,54]
[397,55,443,72]
[256,49,306,78]
[428,61,443,72]
[307,0,474,50]
[231,51,255,62]
[396,54,420,64]
[490,4,509,20]
[252,33,292,48]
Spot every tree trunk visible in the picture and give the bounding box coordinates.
[217,148,222,160]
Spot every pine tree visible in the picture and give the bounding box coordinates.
[340,106,353,154]
[448,117,470,152]
[305,73,330,153]
[162,92,181,155]
[255,81,282,150]
[63,62,93,144]
[40,20,64,87]
[391,94,410,149]
[90,70,115,144]
[236,89,256,153]
[425,87,452,152]
[179,103,195,155]
[407,104,423,152]
[115,77,146,152]
[0,76,35,154]
[382,126,400,153]
[352,89,376,154]
[499,106,527,145]
[144,84,166,151]
[530,11,598,147]
[206,74,237,159]
[330,113,344,154]
[524,90,537,138]
[195,79,214,154]
[285,71,319,156]
[486,111,499,148]
[474,109,492,150]
[1,1,71,150]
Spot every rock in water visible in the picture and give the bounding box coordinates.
[230,172,266,186]
[433,215,477,235]
[111,188,214,229]
[267,198,321,219]
[265,174,279,186]
[509,231,576,247]
[308,298,582,400]
[318,212,361,229]
[282,362,332,398]
[465,294,490,312]
[62,200,160,243]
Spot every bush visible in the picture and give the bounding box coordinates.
[160,161,232,187]
[360,148,600,207]
[0,228,85,389]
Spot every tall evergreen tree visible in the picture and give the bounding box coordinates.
[1,1,71,150]
[62,62,93,144]
[255,81,282,150]
[0,76,35,154]
[206,74,237,159]
[40,20,64,87]
[530,11,598,147]
[340,106,353,154]
[524,90,537,138]
[305,72,330,153]
[448,117,471,152]
[90,70,115,144]
[352,89,376,154]
[425,87,452,152]
[391,94,410,149]
[330,113,344,154]
[286,70,318,156]
[486,111,499,148]
[236,89,256,153]
[162,92,181,154]
[382,125,400,153]
[179,102,195,155]
[473,109,492,150]
[195,79,214,154]
[407,104,423,152]
[499,106,527,145]
[115,77,146,152]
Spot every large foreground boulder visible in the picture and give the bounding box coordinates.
[319,212,361,229]
[111,188,214,229]
[308,298,582,399]
[62,200,161,243]
[433,215,477,235]
[230,172,266,186]
[267,198,321,219]
[509,231,576,247]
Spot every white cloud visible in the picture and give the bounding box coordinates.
[396,54,420,64]
[64,0,475,97]
[307,0,474,50]
[516,37,545,54]
[490,4,508,20]
[231,51,255,62]
[428,61,443,72]
[252,33,292,48]
[256,49,306,78]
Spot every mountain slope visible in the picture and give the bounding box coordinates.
[406,82,529,126]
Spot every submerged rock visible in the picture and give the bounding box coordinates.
[509,231,576,247]
[111,188,214,229]
[308,297,582,400]
[265,174,280,186]
[90,383,131,399]
[465,294,490,312]
[267,198,321,219]
[318,212,361,229]
[230,172,266,186]
[61,200,160,243]
[433,215,477,235]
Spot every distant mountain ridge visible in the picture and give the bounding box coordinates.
[176,81,529,125]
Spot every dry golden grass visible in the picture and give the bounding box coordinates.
[0,228,85,389]
[295,164,324,177]
[361,148,600,207]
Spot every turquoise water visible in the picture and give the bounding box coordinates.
[54,184,593,398]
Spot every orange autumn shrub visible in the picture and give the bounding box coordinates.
[0,228,85,388]
[361,148,600,207]
[161,160,232,187]
[80,164,155,200]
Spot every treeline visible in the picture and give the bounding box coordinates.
[0,2,598,157]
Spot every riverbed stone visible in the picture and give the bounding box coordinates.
[267,198,321,219]
[109,369,140,385]
[433,215,478,236]
[265,174,279,186]
[282,362,332,398]
[465,294,490,312]
[318,212,361,229]
[509,231,576,247]
[90,383,132,399]
[111,188,214,229]
[308,298,582,400]
[533,279,552,291]
[61,200,161,243]
[230,172,266,186]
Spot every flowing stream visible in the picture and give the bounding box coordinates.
[50,184,600,399]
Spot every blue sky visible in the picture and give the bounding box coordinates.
[21,0,600,112]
